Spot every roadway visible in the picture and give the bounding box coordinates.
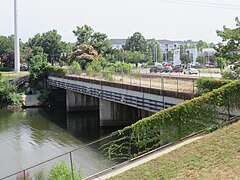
[137,68,222,79]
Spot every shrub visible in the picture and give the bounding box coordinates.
[0,73,22,105]
[48,161,83,180]
[70,61,81,71]
[196,77,231,95]
[221,70,237,80]
[46,66,67,77]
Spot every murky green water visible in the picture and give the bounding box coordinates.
[0,108,119,178]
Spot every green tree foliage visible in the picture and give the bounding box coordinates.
[70,61,81,71]
[215,17,240,63]
[0,73,21,105]
[125,51,145,64]
[73,25,112,55]
[180,54,191,65]
[29,52,48,87]
[148,39,163,62]
[196,40,208,51]
[215,57,228,70]
[0,35,14,58]
[124,32,148,54]
[73,25,94,44]
[0,35,15,69]
[26,30,68,64]
[196,56,208,65]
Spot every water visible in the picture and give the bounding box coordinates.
[0,108,120,178]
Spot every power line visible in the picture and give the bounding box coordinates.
[155,0,240,10]
[172,0,240,7]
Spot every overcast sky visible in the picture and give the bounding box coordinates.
[0,0,239,43]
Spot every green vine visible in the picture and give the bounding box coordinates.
[101,80,240,161]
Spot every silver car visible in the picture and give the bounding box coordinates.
[183,68,199,75]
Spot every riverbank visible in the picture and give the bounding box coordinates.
[107,119,240,180]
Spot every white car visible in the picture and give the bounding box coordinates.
[183,68,199,75]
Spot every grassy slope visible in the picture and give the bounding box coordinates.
[110,120,240,180]
[1,71,29,80]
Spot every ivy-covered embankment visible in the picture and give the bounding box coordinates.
[101,79,240,162]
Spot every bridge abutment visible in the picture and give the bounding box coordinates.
[99,99,153,126]
[66,90,99,112]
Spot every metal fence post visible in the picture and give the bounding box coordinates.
[161,76,164,90]
[192,79,195,94]
[177,78,179,93]
[70,152,74,180]
[23,170,26,180]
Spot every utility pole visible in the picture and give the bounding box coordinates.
[14,0,20,72]
[155,45,158,62]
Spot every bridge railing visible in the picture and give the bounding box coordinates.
[67,70,196,94]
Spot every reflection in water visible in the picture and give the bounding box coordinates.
[0,108,121,178]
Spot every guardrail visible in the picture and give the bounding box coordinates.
[9,75,29,86]
[48,78,175,112]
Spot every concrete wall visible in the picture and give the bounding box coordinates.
[99,99,153,126]
[66,90,99,112]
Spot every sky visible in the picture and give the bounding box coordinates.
[0,0,239,43]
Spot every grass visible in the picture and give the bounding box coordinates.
[0,71,29,80]
[109,119,240,180]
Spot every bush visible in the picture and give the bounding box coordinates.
[46,66,67,77]
[196,77,231,95]
[48,161,83,180]
[113,62,132,73]
[70,61,81,71]
[221,70,238,80]
[0,73,22,105]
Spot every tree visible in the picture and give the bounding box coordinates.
[215,17,240,63]
[0,35,14,58]
[0,73,21,105]
[196,40,208,51]
[1,52,14,69]
[215,57,228,70]
[90,32,112,55]
[196,56,208,65]
[148,39,163,62]
[124,32,148,54]
[71,44,98,69]
[73,25,94,44]
[26,30,67,64]
[73,25,112,55]
[29,50,49,87]
[180,54,191,66]
[125,51,145,65]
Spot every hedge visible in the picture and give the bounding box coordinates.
[195,77,231,95]
[101,80,240,161]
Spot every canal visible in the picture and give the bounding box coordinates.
[0,108,121,179]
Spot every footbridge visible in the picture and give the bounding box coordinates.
[48,76,194,126]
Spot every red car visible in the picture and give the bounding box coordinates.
[172,66,183,72]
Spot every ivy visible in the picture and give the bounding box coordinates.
[101,80,240,161]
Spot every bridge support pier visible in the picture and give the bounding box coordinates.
[66,90,99,112]
[99,99,153,127]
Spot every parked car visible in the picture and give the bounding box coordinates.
[172,65,183,73]
[150,66,164,73]
[183,68,199,75]
[162,66,173,73]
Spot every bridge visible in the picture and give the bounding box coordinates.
[48,75,194,126]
